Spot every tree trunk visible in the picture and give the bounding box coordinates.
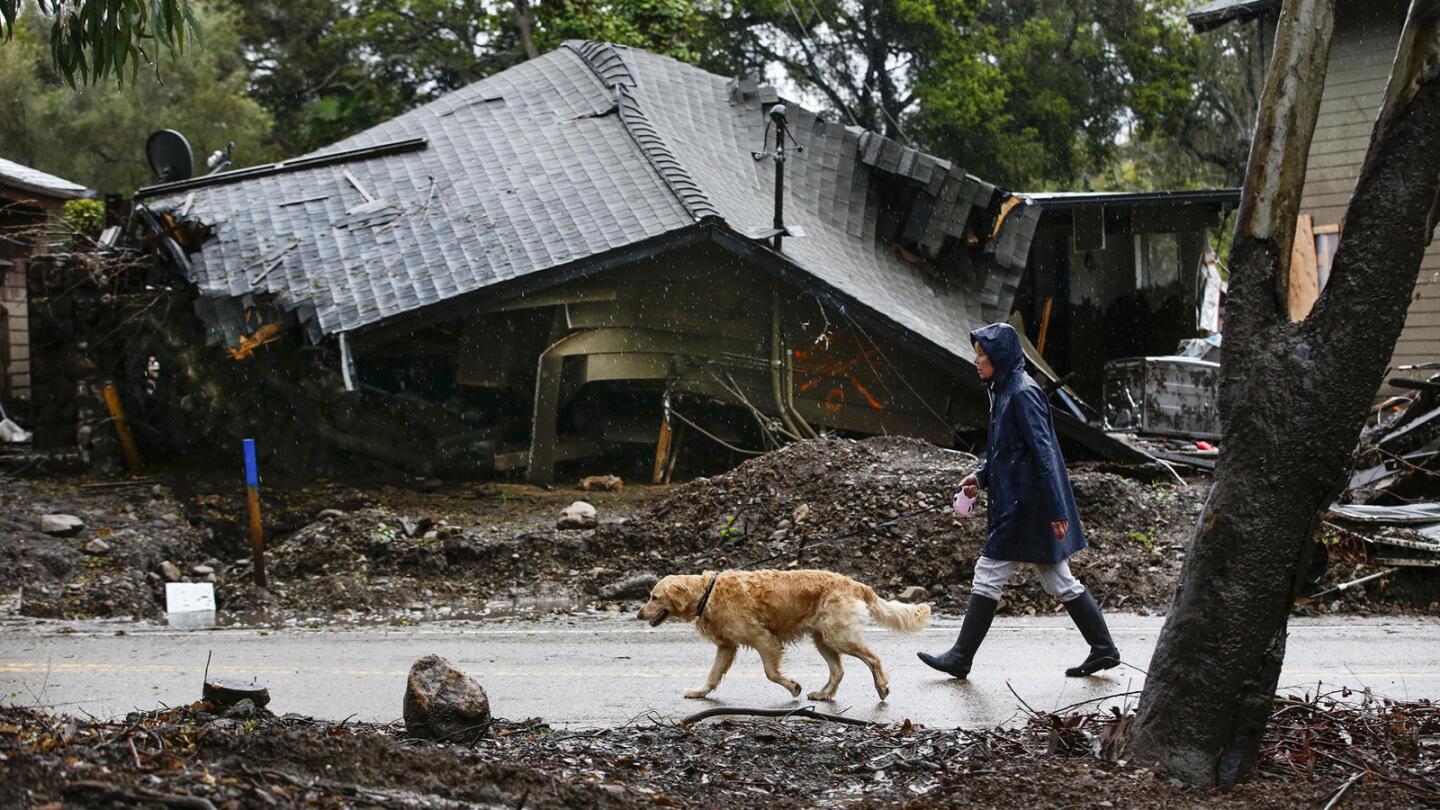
[1126,0,1440,787]
[515,0,539,60]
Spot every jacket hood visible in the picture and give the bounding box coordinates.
[970,323,1026,386]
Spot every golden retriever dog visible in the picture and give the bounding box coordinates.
[637,569,931,701]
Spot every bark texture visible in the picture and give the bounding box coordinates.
[1127,0,1440,787]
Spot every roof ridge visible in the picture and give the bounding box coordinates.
[562,40,722,223]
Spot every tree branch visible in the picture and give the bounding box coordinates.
[1224,0,1334,357]
[680,706,875,726]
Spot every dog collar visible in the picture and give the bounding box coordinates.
[694,573,721,618]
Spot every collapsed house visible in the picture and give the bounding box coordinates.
[0,157,93,422]
[118,42,1234,482]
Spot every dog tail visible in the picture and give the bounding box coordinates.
[863,587,931,633]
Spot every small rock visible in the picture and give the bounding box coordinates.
[159,561,182,582]
[930,583,947,597]
[84,538,111,554]
[192,564,215,576]
[557,501,598,530]
[403,655,491,743]
[599,573,659,600]
[578,475,624,492]
[316,509,346,520]
[400,517,434,538]
[793,504,810,523]
[39,514,84,536]
[224,698,259,719]
[770,529,789,542]
[898,585,929,603]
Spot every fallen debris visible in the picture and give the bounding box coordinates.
[580,475,624,492]
[3,689,1432,809]
[3,437,1433,624]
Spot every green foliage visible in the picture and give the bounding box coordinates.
[0,4,272,194]
[0,0,200,86]
[60,198,105,234]
[721,514,740,543]
[1127,528,1156,549]
[538,0,706,62]
[215,0,392,157]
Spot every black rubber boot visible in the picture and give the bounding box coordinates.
[1062,589,1120,676]
[917,594,998,679]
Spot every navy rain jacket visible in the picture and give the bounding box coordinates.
[971,323,1087,564]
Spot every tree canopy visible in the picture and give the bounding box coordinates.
[1,0,1256,194]
[0,4,270,194]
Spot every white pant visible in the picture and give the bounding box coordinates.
[971,556,1085,603]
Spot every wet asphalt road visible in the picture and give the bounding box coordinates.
[2,614,1437,729]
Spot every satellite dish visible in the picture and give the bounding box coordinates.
[146,130,194,183]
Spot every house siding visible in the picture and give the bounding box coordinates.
[1,260,28,406]
[1300,0,1440,378]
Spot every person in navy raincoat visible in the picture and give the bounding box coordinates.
[918,323,1120,679]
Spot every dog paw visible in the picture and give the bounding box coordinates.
[684,689,711,699]
[876,685,890,700]
[787,682,802,698]
[807,691,835,701]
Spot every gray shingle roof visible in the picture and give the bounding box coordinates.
[0,156,92,200]
[144,42,1023,362]
[1186,0,1278,31]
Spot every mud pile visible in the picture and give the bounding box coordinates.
[609,436,1205,615]
[4,697,1429,809]
[6,437,1430,622]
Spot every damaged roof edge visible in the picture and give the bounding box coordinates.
[1018,188,1242,210]
[134,137,429,199]
[1185,0,1279,31]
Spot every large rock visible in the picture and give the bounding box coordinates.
[898,585,929,604]
[403,655,491,743]
[599,573,659,600]
[39,514,84,536]
[557,501,598,530]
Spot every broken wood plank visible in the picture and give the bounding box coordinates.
[651,413,674,485]
[1288,213,1320,321]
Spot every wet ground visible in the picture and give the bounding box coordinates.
[4,613,1437,729]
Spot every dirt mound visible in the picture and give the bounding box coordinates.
[609,436,1204,615]
[6,437,1431,623]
